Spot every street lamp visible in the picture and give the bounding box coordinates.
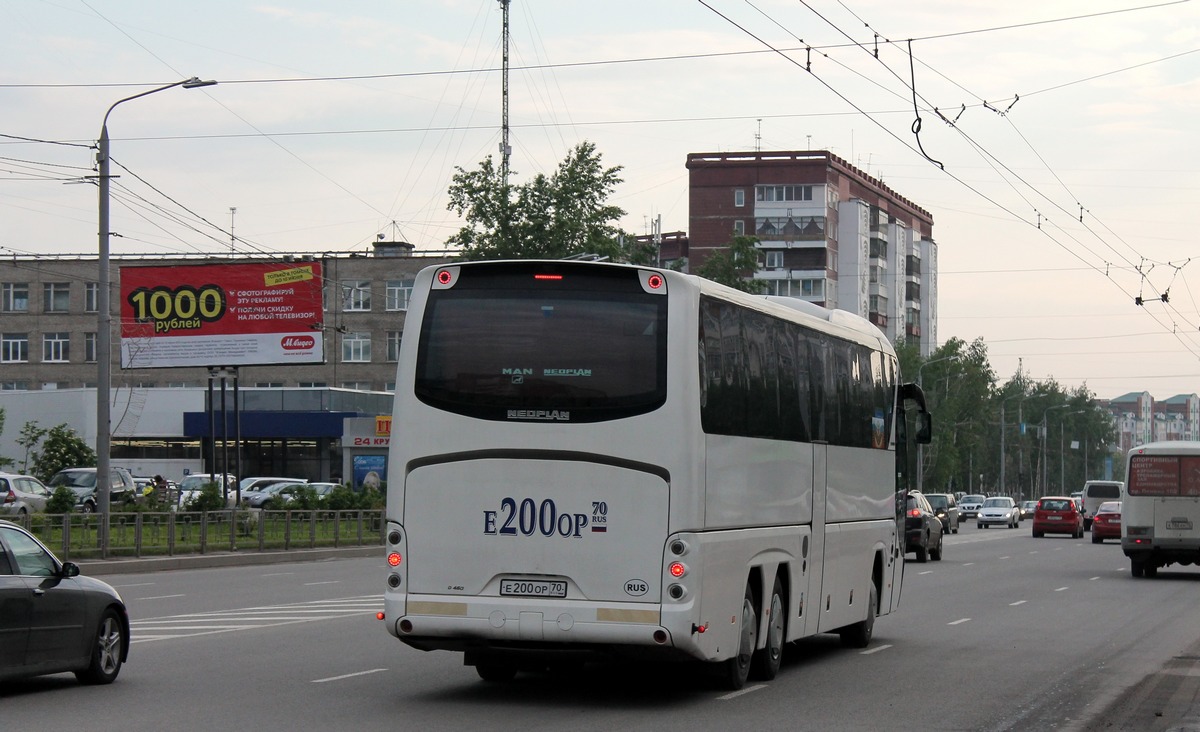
[915,353,961,492]
[96,77,215,555]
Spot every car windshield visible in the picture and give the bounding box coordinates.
[983,498,1010,507]
[49,471,96,489]
[963,495,985,504]
[925,495,948,508]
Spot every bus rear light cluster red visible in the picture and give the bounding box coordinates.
[534,274,563,281]
[388,552,402,567]
[669,562,687,578]
[436,269,453,285]
[646,274,664,289]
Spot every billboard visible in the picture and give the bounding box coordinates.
[119,261,325,368]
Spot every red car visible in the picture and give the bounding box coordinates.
[1090,501,1122,543]
[1032,496,1085,538]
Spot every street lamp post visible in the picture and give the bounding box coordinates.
[915,354,961,492]
[96,77,215,555]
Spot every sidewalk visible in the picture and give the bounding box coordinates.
[1078,644,1200,732]
[77,545,379,575]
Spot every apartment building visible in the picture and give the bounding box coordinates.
[686,150,937,355]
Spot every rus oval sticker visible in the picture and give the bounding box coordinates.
[624,579,648,597]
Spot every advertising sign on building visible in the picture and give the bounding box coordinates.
[119,262,325,368]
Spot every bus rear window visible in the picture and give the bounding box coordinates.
[414,264,667,423]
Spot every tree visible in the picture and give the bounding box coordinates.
[30,424,96,483]
[16,421,48,474]
[446,141,634,261]
[694,236,768,293]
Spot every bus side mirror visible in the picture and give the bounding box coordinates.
[915,412,932,444]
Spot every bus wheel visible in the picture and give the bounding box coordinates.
[721,584,757,690]
[840,582,877,649]
[475,662,517,682]
[750,576,784,681]
[1130,559,1145,578]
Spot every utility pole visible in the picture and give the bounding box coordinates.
[498,0,512,182]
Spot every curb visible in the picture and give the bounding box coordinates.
[76,545,380,575]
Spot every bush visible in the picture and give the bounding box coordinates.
[45,485,78,514]
[183,482,228,512]
[326,486,383,511]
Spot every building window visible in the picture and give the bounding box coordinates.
[340,381,373,390]
[386,279,414,311]
[800,279,824,298]
[734,189,745,207]
[43,282,70,313]
[2,283,30,312]
[298,381,328,388]
[342,331,371,362]
[341,280,371,312]
[43,332,69,362]
[41,382,70,390]
[387,331,402,362]
[1,382,30,391]
[255,382,284,388]
[85,332,97,363]
[764,251,784,269]
[85,282,99,313]
[1,333,29,362]
[733,220,745,236]
[385,381,396,392]
[168,382,199,388]
[755,185,813,202]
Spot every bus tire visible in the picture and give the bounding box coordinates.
[721,584,757,691]
[839,582,877,649]
[1130,558,1145,577]
[750,576,785,681]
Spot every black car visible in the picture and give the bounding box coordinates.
[905,492,944,563]
[0,520,130,683]
[923,492,960,534]
[47,467,138,512]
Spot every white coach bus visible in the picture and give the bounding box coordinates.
[381,259,931,688]
[1123,441,1200,578]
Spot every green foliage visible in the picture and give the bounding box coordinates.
[446,141,638,262]
[183,483,228,512]
[17,421,48,473]
[45,485,78,514]
[30,424,96,483]
[326,486,383,511]
[286,486,321,510]
[694,236,768,293]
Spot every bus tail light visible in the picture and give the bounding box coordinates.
[376,612,385,620]
[388,552,402,567]
[669,561,687,578]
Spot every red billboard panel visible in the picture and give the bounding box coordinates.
[119,262,325,368]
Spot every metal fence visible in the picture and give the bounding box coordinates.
[8,509,385,561]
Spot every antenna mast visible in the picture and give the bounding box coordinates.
[499,0,512,182]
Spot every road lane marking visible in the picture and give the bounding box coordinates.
[313,669,388,683]
[1090,576,1100,581]
[1055,587,1068,592]
[304,581,341,586]
[948,618,971,625]
[130,595,381,644]
[1010,600,1026,606]
[261,572,295,577]
[116,582,156,588]
[861,644,892,655]
[138,594,186,600]
[962,562,975,567]
[919,570,933,575]
[719,684,766,700]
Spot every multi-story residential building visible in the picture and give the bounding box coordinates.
[685,150,937,355]
[1100,391,1200,452]
[0,243,451,482]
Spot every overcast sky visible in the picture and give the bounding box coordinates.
[3,0,1198,401]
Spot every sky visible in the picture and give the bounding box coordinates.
[2,0,1198,401]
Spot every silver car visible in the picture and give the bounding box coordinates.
[977,496,1021,529]
[0,473,54,516]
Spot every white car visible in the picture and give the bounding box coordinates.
[977,496,1020,528]
[959,494,986,519]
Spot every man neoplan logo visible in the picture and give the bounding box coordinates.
[507,409,570,421]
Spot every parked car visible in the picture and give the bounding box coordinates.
[959,494,986,519]
[306,482,340,499]
[241,480,308,509]
[1032,496,1085,538]
[923,493,959,534]
[47,467,138,512]
[238,476,307,495]
[177,473,238,508]
[0,473,54,516]
[905,492,943,563]
[1019,500,1038,519]
[1081,480,1123,530]
[1091,501,1122,544]
[977,496,1021,529]
[0,519,130,683]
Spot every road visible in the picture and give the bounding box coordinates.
[3,525,1199,731]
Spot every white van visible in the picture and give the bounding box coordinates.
[1081,480,1124,529]
[1123,442,1200,577]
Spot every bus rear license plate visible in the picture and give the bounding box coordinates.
[500,579,567,598]
[1166,519,1193,530]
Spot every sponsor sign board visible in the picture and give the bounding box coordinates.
[119,262,325,368]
